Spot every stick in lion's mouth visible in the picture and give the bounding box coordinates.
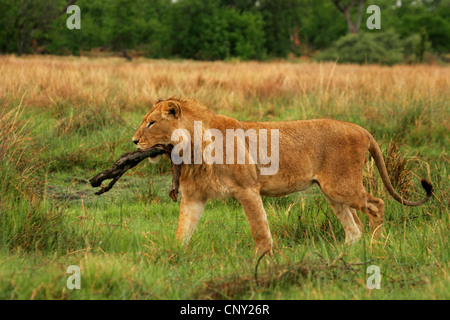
[88,145,181,201]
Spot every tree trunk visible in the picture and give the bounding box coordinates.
[355,0,365,31]
[343,9,358,34]
[331,0,366,34]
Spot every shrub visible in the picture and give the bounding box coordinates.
[169,0,265,60]
[315,30,404,65]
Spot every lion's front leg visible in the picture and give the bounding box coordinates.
[175,197,205,246]
[234,188,273,255]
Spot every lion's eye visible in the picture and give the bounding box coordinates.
[146,121,155,128]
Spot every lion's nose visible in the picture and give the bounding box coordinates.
[132,138,140,145]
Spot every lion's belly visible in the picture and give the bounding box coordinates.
[259,180,314,197]
[258,162,317,197]
[242,119,323,197]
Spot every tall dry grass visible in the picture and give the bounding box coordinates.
[0,103,44,200]
[1,55,448,119]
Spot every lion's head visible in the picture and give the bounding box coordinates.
[133,98,217,163]
[132,99,182,162]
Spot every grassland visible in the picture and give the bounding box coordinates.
[0,55,448,300]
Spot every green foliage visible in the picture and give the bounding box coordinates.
[402,29,432,63]
[1,0,449,63]
[169,0,265,60]
[298,0,347,50]
[0,0,17,52]
[224,10,266,60]
[258,0,302,58]
[45,0,107,55]
[316,30,405,65]
[397,14,450,54]
[368,0,450,54]
[0,0,67,54]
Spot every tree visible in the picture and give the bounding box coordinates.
[298,0,347,51]
[258,0,302,58]
[219,0,259,11]
[1,0,77,54]
[331,0,366,34]
[106,0,138,59]
[169,0,265,60]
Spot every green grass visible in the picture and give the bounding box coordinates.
[0,59,448,300]
[1,190,448,299]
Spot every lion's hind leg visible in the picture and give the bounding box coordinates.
[360,192,385,238]
[350,207,364,233]
[327,199,362,244]
[320,181,385,242]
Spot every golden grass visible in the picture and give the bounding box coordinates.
[1,55,448,120]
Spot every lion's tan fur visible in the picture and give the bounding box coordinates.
[132,98,432,253]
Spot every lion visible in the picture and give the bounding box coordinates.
[132,98,433,254]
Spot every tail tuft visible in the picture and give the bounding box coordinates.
[421,179,433,197]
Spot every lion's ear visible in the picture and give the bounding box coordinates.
[163,101,182,119]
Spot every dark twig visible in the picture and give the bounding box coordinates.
[89,146,181,200]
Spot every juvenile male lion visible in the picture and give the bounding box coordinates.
[132,98,433,254]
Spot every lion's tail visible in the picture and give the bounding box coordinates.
[367,132,433,206]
